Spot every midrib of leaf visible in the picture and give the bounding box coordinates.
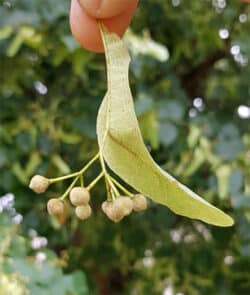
[100,25,160,180]
[107,129,160,178]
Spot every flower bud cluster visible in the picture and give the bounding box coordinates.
[102,194,147,222]
[70,187,92,220]
[29,159,147,224]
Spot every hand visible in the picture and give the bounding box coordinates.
[70,0,139,53]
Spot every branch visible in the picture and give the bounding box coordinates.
[180,3,247,99]
[181,49,227,98]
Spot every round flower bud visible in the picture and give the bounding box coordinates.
[133,194,147,211]
[75,204,92,220]
[101,200,110,213]
[70,187,90,206]
[47,198,64,215]
[114,196,133,216]
[29,175,50,194]
[101,201,124,223]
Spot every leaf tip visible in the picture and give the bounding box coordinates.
[212,213,234,227]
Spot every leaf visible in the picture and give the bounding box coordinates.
[51,154,71,174]
[96,25,233,227]
[139,111,159,149]
[0,26,13,40]
[215,123,244,161]
[7,33,24,57]
[126,29,169,62]
[157,100,184,122]
[229,169,243,195]
[215,165,231,200]
[159,122,178,146]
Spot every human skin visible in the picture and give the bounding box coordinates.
[69,0,139,53]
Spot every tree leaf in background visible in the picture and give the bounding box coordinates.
[159,122,178,146]
[215,165,231,200]
[0,26,13,40]
[139,111,159,149]
[125,29,169,62]
[229,169,244,195]
[215,123,244,161]
[96,25,234,227]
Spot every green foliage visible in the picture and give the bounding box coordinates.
[0,194,88,294]
[1,0,250,294]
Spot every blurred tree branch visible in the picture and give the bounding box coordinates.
[181,49,228,98]
[181,3,247,99]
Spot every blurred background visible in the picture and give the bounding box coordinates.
[0,0,250,294]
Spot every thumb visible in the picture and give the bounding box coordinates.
[78,0,137,18]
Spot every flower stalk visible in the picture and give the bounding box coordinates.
[29,151,148,223]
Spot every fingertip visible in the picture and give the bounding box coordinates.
[70,0,104,52]
[70,0,139,52]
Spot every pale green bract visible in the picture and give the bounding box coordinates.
[97,25,234,227]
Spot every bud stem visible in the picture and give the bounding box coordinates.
[106,176,120,197]
[50,171,79,184]
[99,153,112,199]
[87,171,104,191]
[49,153,100,185]
[107,189,112,201]
[80,174,84,187]
[79,152,100,174]
[110,190,116,201]
[60,176,80,200]
[109,176,133,197]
